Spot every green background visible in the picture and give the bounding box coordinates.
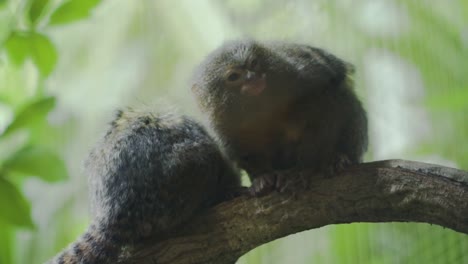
[0,0,466,263]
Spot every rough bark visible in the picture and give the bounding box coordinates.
[123,159,468,264]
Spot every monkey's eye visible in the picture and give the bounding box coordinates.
[225,70,244,84]
[227,72,241,82]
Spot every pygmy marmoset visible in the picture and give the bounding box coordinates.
[48,108,241,264]
[192,40,368,195]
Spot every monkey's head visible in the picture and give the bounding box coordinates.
[191,40,297,118]
[191,40,353,124]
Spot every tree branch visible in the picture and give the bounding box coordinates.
[124,159,468,264]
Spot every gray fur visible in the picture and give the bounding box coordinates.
[48,108,241,264]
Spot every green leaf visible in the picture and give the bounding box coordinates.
[49,0,101,25]
[0,131,29,169]
[29,0,50,24]
[3,146,68,182]
[29,32,57,76]
[5,32,58,76]
[0,177,34,228]
[4,32,30,65]
[3,96,55,136]
[0,227,14,264]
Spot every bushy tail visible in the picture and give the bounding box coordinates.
[47,223,124,264]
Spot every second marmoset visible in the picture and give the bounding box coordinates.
[48,108,241,264]
[192,40,368,196]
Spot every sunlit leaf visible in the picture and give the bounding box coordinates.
[5,32,58,76]
[49,0,101,25]
[3,96,55,136]
[0,177,34,228]
[29,32,57,76]
[29,0,50,24]
[4,32,30,65]
[3,146,68,182]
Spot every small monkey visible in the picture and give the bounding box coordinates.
[192,40,368,195]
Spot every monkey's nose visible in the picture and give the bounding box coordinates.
[241,72,266,96]
[246,71,255,80]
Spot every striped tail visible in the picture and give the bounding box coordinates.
[47,223,124,264]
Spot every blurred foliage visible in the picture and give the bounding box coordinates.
[5,31,57,76]
[0,0,101,263]
[0,0,467,263]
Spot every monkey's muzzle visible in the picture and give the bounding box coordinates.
[241,72,266,96]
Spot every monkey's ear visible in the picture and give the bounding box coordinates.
[342,62,357,91]
[301,45,352,85]
[191,84,209,111]
[110,109,125,128]
[115,109,124,118]
[345,62,355,75]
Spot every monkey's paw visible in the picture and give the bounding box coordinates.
[223,187,249,200]
[249,173,277,197]
[325,153,353,177]
[249,170,309,197]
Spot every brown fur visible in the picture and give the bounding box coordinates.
[192,40,368,195]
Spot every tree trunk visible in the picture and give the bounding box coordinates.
[122,159,468,264]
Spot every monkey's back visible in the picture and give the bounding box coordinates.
[87,109,231,237]
[49,109,240,264]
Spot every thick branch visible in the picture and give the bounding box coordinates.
[124,159,468,264]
